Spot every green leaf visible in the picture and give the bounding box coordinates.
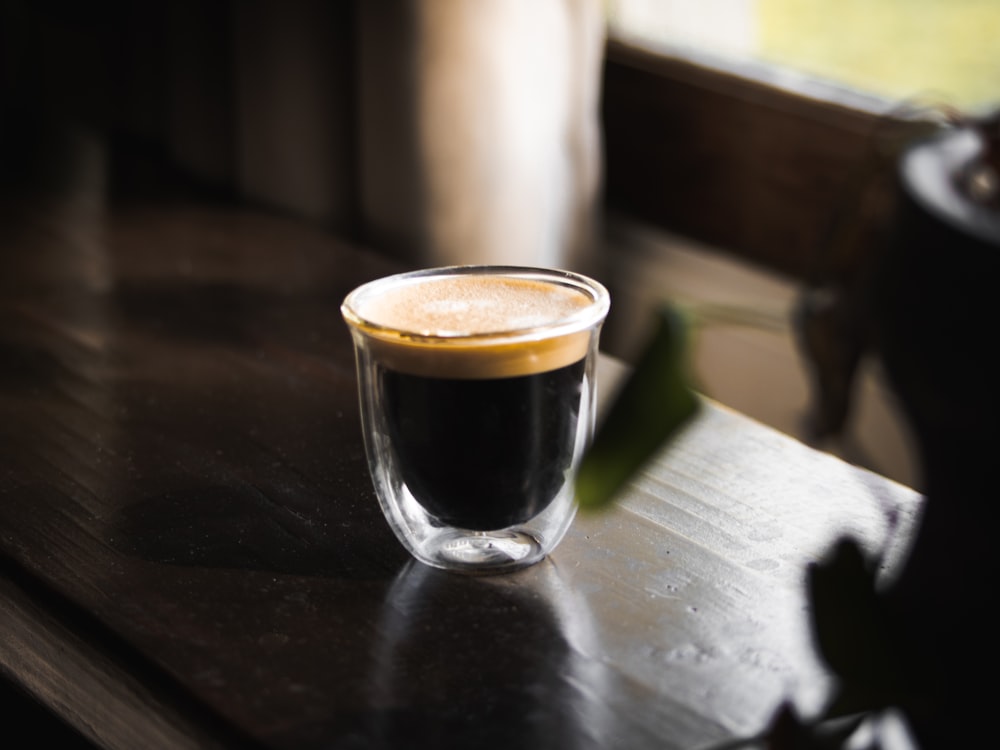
[575,304,700,511]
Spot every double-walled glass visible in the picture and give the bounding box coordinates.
[342,266,609,574]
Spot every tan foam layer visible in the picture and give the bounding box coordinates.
[358,276,592,335]
[345,273,603,379]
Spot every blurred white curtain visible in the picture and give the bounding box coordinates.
[168,0,605,272]
[357,0,605,271]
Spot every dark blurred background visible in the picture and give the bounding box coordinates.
[1,1,605,273]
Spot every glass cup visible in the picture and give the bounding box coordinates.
[341,265,610,574]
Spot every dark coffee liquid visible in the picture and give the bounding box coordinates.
[379,358,586,530]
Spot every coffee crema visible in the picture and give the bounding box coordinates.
[344,273,598,379]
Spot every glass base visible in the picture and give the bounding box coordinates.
[419,529,546,575]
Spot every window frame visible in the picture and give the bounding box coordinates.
[600,34,922,283]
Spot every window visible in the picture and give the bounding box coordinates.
[607,1,1000,110]
[601,1,1000,280]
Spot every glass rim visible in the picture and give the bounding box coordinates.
[341,265,610,345]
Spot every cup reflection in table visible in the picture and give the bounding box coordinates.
[366,559,613,748]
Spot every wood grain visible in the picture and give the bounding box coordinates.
[0,161,922,748]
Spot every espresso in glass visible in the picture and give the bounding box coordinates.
[342,266,609,574]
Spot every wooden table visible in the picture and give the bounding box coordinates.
[0,182,923,748]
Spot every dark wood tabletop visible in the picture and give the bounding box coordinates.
[0,146,924,749]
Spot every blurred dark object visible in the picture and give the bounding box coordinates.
[0,0,604,270]
[794,108,1000,748]
[873,111,1000,748]
[877,111,1000,468]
